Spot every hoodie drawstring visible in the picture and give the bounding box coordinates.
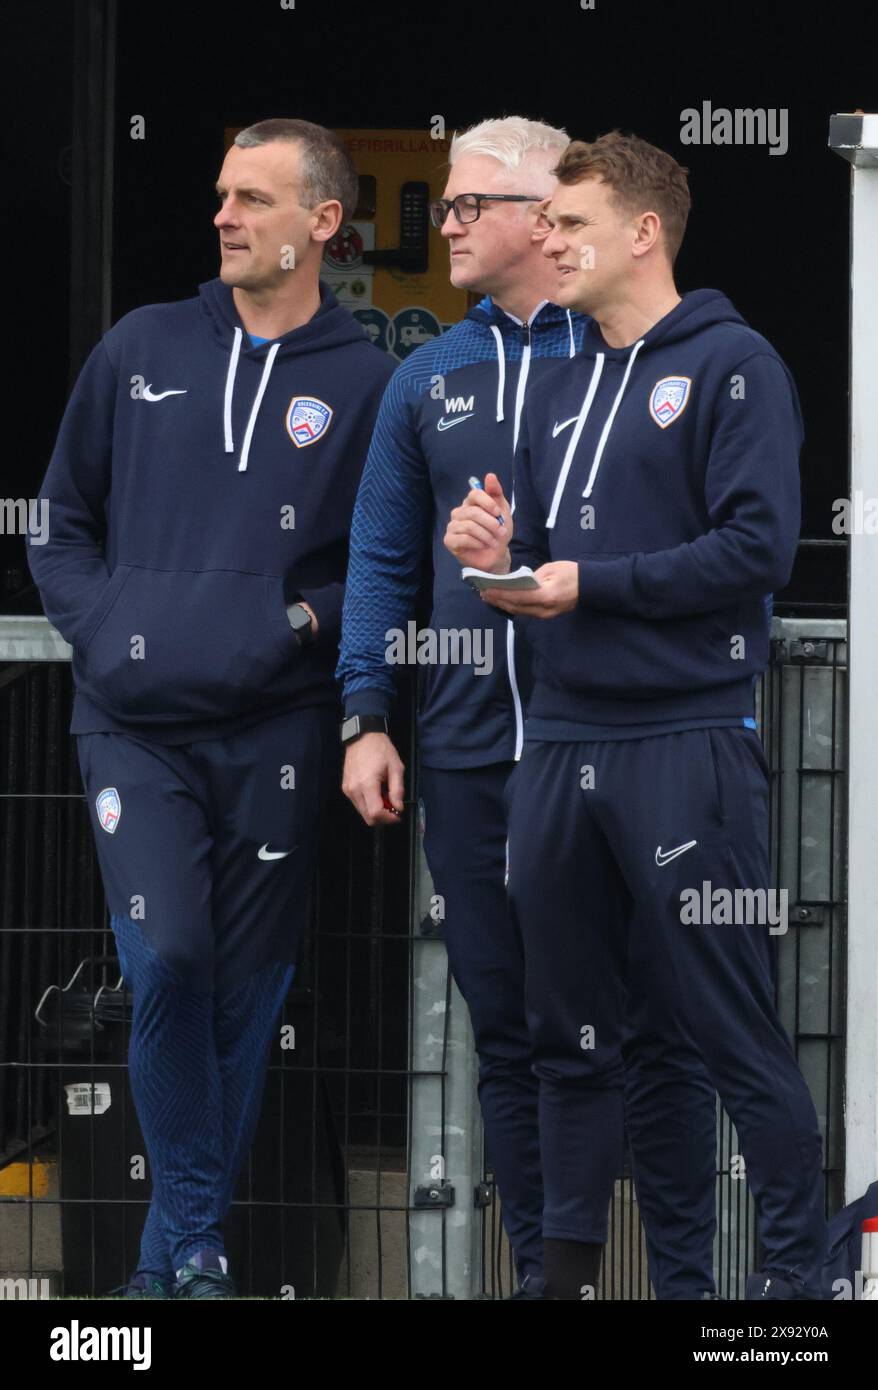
[546,354,605,528]
[566,310,575,358]
[237,342,280,472]
[222,329,281,472]
[581,339,644,498]
[490,325,506,422]
[545,339,645,527]
[512,340,532,453]
[223,327,243,454]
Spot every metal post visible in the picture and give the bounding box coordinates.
[407,759,483,1299]
[829,113,878,1203]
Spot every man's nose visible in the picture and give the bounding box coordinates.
[440,208,463,239]
[214,198,238,229]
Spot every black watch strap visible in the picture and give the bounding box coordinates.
[340,714,389,745]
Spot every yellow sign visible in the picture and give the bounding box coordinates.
[332,128,467,325]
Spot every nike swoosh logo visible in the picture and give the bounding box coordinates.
[552,416,579,437]
[142,385,188,402]
[655,840,697,867]
[437,415,474,430]
[258,843,292,861]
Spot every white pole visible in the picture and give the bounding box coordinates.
[830,113,878,1202]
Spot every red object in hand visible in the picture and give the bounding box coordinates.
[382,792,402,816]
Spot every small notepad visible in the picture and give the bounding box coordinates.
[462,566,540,592]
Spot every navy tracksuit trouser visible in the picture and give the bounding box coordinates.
[505,726,828,1298]
[421,760,722,1297]
[76,704,338,1277]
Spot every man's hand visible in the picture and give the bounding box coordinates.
[479,561,579,617]
[443,472,513,574]
[342,732,406,827]
[299,600,318,635]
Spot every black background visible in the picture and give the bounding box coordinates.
[7,0,877,613]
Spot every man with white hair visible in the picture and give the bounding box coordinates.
[338,115,581,1296]
[339,117,732,1302]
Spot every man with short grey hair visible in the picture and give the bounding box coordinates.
[339,115,582,1297]
[29,118,393,1298]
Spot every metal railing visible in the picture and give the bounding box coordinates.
[0,616,847,1298]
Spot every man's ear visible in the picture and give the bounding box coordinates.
[632,210,661,259]
[311,199,344,244]
[532,198,553,242]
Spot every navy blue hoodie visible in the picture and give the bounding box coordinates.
[337,296,587,769]
[511,290,802,735]
[27,279,394,740]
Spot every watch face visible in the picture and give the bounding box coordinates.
[288,604,311,633]
[341,717,359,743]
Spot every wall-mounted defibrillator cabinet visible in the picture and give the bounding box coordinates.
[326,128,470,358]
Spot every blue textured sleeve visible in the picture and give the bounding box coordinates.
[337,368,432,716]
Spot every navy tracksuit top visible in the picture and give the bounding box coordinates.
[28,279,394,741]
[510,289,802,736]
[337,296,589,768]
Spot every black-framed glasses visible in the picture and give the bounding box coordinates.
[428,193,543,229]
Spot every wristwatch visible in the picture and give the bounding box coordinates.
[285,602,313,644]
[340,714,390,745]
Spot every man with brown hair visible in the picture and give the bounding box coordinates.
[444,132,827,1301]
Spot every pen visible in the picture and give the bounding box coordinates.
[467,476,505,527]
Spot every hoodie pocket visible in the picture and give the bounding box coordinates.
[78,565,135,651]
[81,566,299,721]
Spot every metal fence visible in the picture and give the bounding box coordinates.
[0,616,847,1298]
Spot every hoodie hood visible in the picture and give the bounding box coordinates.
[198,276,371,357]
[197,277,373,471]
[582,289,748,358]
[465,293,578,340]
[461,295,578,441]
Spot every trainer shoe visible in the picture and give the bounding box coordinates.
[506,1274,549,1300]
[173,1249,237,1299]
[108,1272,173,1299]
[745,1271,813,1300]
